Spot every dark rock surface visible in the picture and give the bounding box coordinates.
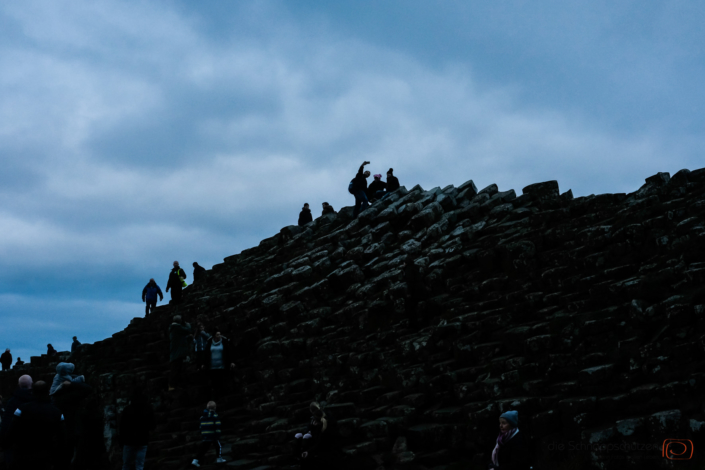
[4,171,705,469]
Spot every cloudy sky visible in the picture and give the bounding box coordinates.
[1,0,704,361]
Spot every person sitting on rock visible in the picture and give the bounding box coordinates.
[191,401,225,467]
[166,261,187,304]
[293,402,329,468]
[47,344,58,357]
[142,278,164,317]
[377,168,400,200]
[486,410,527,470]
[49,362,85,395]
[349,161,371,218]
[367,173,386,201]
[193,262,207,283]
[298,203,313,226]
[13,358,24,369]
[1,348,12,371]
[199,331,235,400]
[321,202,336,216]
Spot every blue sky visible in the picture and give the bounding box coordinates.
[1,0,704,361]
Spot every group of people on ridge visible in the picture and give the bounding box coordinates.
[298,162,400,225]
[141,261,207,315]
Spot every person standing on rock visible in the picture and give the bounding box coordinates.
[367,173,386,202]
[0,374,33,467]
[193,262,207,283]
[169,315,192,391]
[199,331,235,400]
[194,323,212,373]
[485,410,527,470]
[191,401,226,467]
[166,261,187,304]
[142,278,164,317]
[71,336,82,354]
[349,161,371,218]
[298,203,313,226]
[0,348,11,371]
[7,381,65,469]
[119,386,156,470]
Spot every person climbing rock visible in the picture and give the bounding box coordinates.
[1,348,12,371]
[367,174,386,201]
[166,261,187,304]
[293,402,329,468]
[71,336,82,354]
[47,344,58,357]
[7,381,64,469]
[298,203,313,226]
[142,278,164,317]
[193,262,207,283]
[50,362,85,395]
[349,161,371,217]
[200,331,235,400]
[485,410,527,470]
[0,375,33,466]
[321,202,336,216]
[169,315,192,391]
[191,401,225,466]
[119,386,156,470]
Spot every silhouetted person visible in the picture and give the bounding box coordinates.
[321,202,336,216]
[0,375,33,467]
[73,395,110,469]
[166,261,187,303]
[71,336,82,353]
[349,161,371,217]
[485,410,528,470]
[367,173,386,201]
[13,357,24,369]
[0,348,11,371]
[386,168,400,192]
[8,381,64,469]
[298,203,313,226]
[194,323,212,373]
[193,262,207,283]
[142,278,164,317]
[47,344,58,357]
[169,315,192,391]
[119,387,156,470]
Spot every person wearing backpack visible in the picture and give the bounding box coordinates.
[141,278,164,317]
[166,261,187,304]
[349,161,371,218]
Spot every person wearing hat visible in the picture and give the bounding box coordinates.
[375,168,400,201]
[488,410,527,469]
[367,173,387,202]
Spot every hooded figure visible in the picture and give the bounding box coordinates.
[1,348,12,370]
[489,410,527,470]
[142,279,164,317]
[50,362,85,395]
[298,203,313,226]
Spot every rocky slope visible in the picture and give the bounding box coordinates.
[4,169,705,469]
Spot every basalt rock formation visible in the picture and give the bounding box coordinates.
[4,169,705,469]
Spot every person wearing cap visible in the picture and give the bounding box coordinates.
[375,168,400,200]
[367,173,387,202]
[486,410,527,469]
